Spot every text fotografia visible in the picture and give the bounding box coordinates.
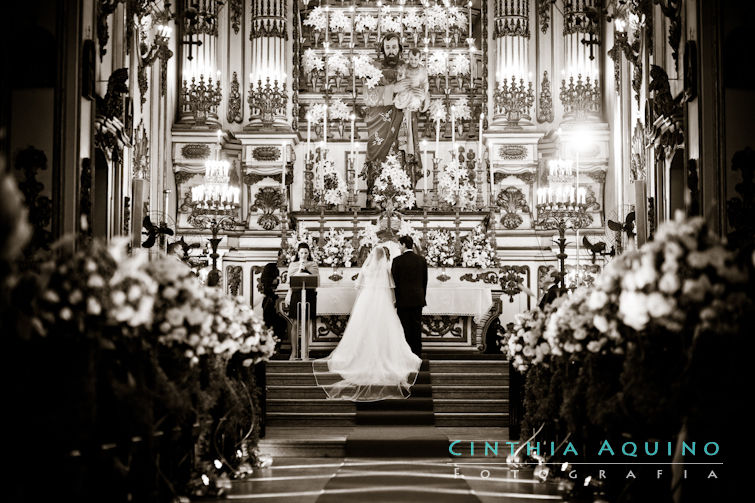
[448,440,721,458]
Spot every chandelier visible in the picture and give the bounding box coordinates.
[191,160,239,213]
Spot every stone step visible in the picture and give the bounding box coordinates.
[431,385,509,399]
[433,399,509,413]
[266,398,356,413]
[429,361,510,373]
[266,412,355,427]
[267,371,434,386]
[430,372,509,386]
[434,412,509,427]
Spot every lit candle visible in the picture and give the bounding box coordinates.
[323,104,328,145]
[478,112,484,162]
[435,120,440,157]
[468,1,472,39]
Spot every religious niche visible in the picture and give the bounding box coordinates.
[226,265,242,296]
[181,144,211,160]
[422,316,464,339]
[499,265,529,302]
[250,186,285,230]
[496,186,530,230]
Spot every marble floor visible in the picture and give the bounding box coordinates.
[215,427,564,502]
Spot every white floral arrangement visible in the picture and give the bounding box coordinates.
[425,4,449,32]
[308,102,327,123]
[502,308,552,372]
[371,154,416,210]
[429,99,447,123]
[353,54,383,89]
[460,224,497,268]
[304,6,327,31]
[328,98,351,121]
[302,48,325,74]
[354,14,378,32]
[402,8,424,31]
[450,53,471,76]
[326,51,350,76]
[448,6,468,30]
[427,51,448,75]
[398,219,420,242]
[358,222,380,252]
[329,9,350,32]
[452,97,472,120]
[316,157,347,206]
[438,158,477,209]
[380,10,402,34]
[108,245,159,329]
[425,229,456,267]
[320,228,355,268]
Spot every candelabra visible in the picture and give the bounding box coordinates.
[431,157,441,210]
[535,201,591,292]
[346,155,359,209]
[493,77,535,126]
[182,74,222,126]
[559,74,601,120]
[248,77,288,127]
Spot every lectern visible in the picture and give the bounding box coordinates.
[290,274,319,360]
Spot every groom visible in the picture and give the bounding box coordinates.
[391,236,428,357]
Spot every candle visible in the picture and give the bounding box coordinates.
[435,120,440,156]
[306,113,312,161]
[451,105,456,153]
[468,1,472,39]
[421,139,428,194]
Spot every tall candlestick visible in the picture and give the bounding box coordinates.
[435,120,440,157]
[422,139,428,195]
[281,143,286,187]
[451,106,456,153]
[468,1,472,39]
[477,112,483,160]
[306,113,312,161]
[323,105,328,145]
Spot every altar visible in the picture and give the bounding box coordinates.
[281,266,496,353]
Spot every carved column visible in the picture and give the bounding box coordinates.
[492,0,533,126]
[248,0,289,129]
[178,0,223,125]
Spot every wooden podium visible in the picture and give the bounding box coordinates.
[290,275,319,360]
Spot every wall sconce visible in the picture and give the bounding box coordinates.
[138,23,174,105]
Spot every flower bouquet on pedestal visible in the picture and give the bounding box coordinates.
[304,6,327,46]
[326,52,350,93]
[328,98,351,138]
[329,10,350,46]
[303,49,324,92]
[438,157,477,210]
[428,51,448,92]
[425,4,447,46]
[355,14,377,46]
[314,155,347,209]
[371,154,417,214]
[450,53,471,91]
[402,8,423,46]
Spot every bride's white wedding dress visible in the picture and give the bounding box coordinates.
[313,246,422,401]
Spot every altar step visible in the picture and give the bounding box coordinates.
[265,359,509,428]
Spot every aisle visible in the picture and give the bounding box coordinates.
[220,426,564,502]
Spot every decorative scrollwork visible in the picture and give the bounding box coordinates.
[250,186,284,230]
[537,71,554,123]
[252,146,282,161]
[181,144,211,159]
[229,0,242,34]
[499,265,529,302]
[317,315,349,338]
[648,65,684,161]
[460,271,500,284]
[422,316,463,338]
[174,170,197,186]
[15,146,53,251]
[631,119,646,181]
[498,145,527,160]
[328,273,343,282]
[227,71,243,123]
[537,0,553,33]
[133,121,149,180]
[497,186,530,230]
[654,0,682,71]
[227,265,242,296]
[436,273,451,282]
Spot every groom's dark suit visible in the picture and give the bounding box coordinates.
[391,250,428,357]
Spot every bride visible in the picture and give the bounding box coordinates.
[313,245,422,401]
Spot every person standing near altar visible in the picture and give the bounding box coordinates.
[391,235,428,357]
[286,243,319,321]
[363,33,423,203]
